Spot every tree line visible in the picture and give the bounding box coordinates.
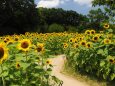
[0,0,114,35]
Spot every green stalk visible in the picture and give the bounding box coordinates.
[1,64,6,86]
[25,51,28,86]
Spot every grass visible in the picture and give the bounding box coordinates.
[61,61,115,86]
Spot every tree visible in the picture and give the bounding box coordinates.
[37,8,89,32]
[92,0,115,23]
[87,8,109,30]
[0,0,39,35]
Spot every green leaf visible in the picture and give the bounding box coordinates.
[21,63,30,70]
[107,29,113,33]
[103,74,107,80]
[1,71,9,77]
[100,61,105,67]
[47,68,52,71]
[110,73,115,81]
[97,49,104,54]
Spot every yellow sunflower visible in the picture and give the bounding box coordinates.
[16,62,21,69]
[46,59,52,65]
[17,39,31,52]
[36,43,44,52]
[73,43,79,48]
[86,42,92,48]
[3,37,11,43]
[92,35,100,42]
[69,38,75,43]
[80,40,86,46]
[85,30,91,35]
[0,43,8,64]
[103,23,109,29]
[103,39,111,44]
[63,43,68,49]
[109,59,114,64]
[90,30,96,35]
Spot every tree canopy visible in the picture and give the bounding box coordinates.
[0,0,39,34]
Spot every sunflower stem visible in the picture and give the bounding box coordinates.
[1,64,6,86]
[25,51,28,85]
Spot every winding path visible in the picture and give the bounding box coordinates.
[51,55,89,86]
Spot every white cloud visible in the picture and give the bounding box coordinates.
[73,0,93,7]
[37,0,60,8]
[36,0,69,8]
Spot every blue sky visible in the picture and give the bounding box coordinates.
[34,0,95,15]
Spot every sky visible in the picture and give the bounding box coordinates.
[34,0,95,15]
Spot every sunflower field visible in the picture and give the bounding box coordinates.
[0,23,115,86]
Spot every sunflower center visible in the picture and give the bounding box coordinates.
[105,25,108,27]
[17,64,20,67]
[81,42,86,45]
[87,32,90,34]
[36,47,42,52]
[21,41,29,48]
[15,38,18,41]
[0,47,4,59]
[106,40,109,43]
[109,59,114,63]
[87,44,90,47]
[91,31,94,34]
[94,37,98,40]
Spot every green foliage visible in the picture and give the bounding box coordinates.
[48,23,64,33]
[0,0,39,34]
[92,0,115,23]
[87,8,109,30]
[38,8,89,33]
[0,41,62,86]
[67,26,78,33]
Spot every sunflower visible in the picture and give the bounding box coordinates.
[13,35,20,42]
[3,37,11,43]
[63,43,68,49]
[92,35,100,42]
[103,23,109,29]
[0,43,8,64]
[103,39,111,44]
[46,59,52,65]
[16,62,21,69]
[80,40,86,46]
[69,38,75,43]
[107,55,115,64]
[90,30,96,35]
[109,59,114,64]
[36,43,44,52]
[17,39,31,52]
[86,42,92,48]
[73,43,79,48]
[85,30,91,35]
[7,40,14,45]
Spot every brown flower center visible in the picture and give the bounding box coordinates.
[15,38,18,41]
[91,31,94,34]
[81,42,86,46]
[94,37,98,40]
[88,44,90,47]
[109,59,114,63]
[17,64,20,68]
[87,32,90,34]
[36,47,42,52]
[0,47,4,59]
[21,41,29,48]
[105,40,109,43]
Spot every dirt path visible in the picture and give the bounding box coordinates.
[51,55,89,86]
